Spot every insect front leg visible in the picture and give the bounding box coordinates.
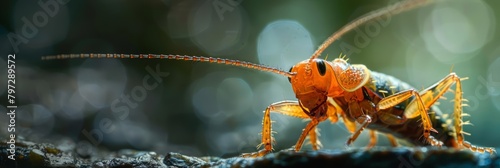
[293,120,320,152]
[241,100,309,157]
[304,97,343,150]
[376,89,443,146]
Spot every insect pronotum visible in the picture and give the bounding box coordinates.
[43,0,496,157]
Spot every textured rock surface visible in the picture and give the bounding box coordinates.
[164,147,500,168]
[1,138,499,168]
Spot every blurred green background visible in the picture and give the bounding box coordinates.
[1,0,499,157]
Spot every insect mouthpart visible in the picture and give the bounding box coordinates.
[297,91,328,116]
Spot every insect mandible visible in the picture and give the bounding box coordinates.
[42,0,496,157]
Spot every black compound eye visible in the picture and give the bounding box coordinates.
[288,66,293,83]
[315,60,326,76]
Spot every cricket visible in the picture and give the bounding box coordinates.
[42,0,496,157]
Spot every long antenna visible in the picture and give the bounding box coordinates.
[42,54,296,78]
[310,0,435,60]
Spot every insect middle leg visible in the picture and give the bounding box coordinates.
[241,100,309,157]
[366,131,399,149]
[346,115,372,146]
[386,134,399,147]
[366,130,377,149]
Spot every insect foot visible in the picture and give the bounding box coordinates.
[461,141,496,155]
[240,149,271,158]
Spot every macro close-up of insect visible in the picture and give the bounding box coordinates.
[2,0,500,167]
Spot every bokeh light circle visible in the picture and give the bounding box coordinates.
[77,59,127,109]
[419,0,495,64]
[121,121,153,150]
[487,57,500,97]
[163,1,197,39]
[257,20,314,70]
[188,0,248,56]
[216,77,253,115]
[60,91,87,120]
[17,104,55,137]
[192,86,218,118]
[489,57,500,111]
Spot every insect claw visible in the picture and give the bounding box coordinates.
[430,128,438,134]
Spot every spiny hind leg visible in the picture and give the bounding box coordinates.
[417,73,495,153]
[449,74,496,154]
[307,126,323,150]
[241,100,310,157]
[402,73,494,153]
[376,89,443,146]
